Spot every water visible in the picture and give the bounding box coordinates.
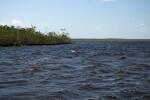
[0,41,150,100]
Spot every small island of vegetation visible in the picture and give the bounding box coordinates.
[0,25,71,46]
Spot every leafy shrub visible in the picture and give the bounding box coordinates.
[0,25,71,46]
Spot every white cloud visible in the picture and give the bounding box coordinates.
[0,22,6,25]
[95,26,102,30]
[12,19,23,26]
[41,23,48,26]
[41,23,45,25]
[102,0,115,2]
[140,24,144,26]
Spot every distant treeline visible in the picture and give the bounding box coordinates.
[0,25,71,46]
[72,38,150,41]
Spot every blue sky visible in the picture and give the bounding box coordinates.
[0,0,150,39]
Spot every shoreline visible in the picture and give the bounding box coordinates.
[0,42,71,47]
[1,39,150,46]
[72,38,150,41]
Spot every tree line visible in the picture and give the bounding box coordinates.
[0,25,71,46]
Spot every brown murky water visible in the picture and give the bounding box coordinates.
[0,41,150,100]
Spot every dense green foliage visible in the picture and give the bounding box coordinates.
[0,25,71,46]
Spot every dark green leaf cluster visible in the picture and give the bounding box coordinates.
[0,25,71,46]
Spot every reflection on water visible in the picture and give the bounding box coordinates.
[0,41,150,100]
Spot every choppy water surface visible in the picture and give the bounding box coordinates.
[0,41,150,100]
